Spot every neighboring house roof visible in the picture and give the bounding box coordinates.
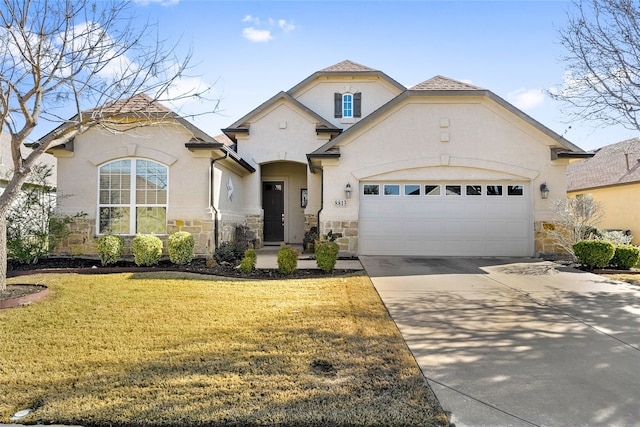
[567,138,640,191]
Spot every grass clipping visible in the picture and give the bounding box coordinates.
[1,272,447,427]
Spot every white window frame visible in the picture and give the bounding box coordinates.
[97,158,169,235]
[342,93,354,118]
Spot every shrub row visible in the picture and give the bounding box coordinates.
[97,232,195,267]
[573,240,640,270]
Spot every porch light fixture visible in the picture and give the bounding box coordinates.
[345,183,352,199]
[540,182,549,199]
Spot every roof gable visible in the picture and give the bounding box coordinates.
[410,76,484,91]
[568,138,640,191]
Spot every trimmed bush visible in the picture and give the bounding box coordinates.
[239,249,257,273]
[213,241,246,265]
[97,234,124,266]
[315,241,339,272]
[132,234,163,266]
[610,245,640,270]
[573,240,615,269]
[168,231,195,265]
[277,245,298,275]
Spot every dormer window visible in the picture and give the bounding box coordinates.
[334,92,362,119]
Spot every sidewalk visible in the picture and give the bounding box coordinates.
[255,244,363,270]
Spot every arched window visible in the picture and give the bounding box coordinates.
[342,93,353,118]
[98,159,168,234]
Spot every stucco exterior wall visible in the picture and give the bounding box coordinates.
[318,97,568,255]
[568,184,640,244]
[53,123,245,257]
[291,76,403,130]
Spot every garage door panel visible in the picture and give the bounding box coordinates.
[359,181,533,256]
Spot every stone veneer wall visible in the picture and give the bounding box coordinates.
[534,221,570,259]
[320,220,358,256]
[304,213,318,231]
[56,218,216,257]
[245,214,263,248]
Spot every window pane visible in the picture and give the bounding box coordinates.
[508,185,524,196]
[137,207,166,234]
[342,94,353,118]
[487,185,503,196]
[466,185,482,196]
[136,159,167,206]
[99,207,130,234]
[384,184,400,195]
[405,184,420,196]
[446,185,462,196]
[424,185,440,196]
[363,184,379,195]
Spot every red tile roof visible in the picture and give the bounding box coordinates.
[567,138,640,191]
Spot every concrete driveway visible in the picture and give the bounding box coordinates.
[360,256,640,427]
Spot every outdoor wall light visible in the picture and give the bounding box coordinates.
[345,183,352,199]
[540,182,549,199]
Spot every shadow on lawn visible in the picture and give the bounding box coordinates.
[8,295,447,427]
[382,281,640,427]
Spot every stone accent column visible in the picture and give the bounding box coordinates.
[320,220,358,256]
[245,214,264,248]
[534,221,570,258]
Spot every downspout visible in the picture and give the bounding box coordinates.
[210,151,229,249]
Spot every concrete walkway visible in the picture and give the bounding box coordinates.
[255,244,363,270]
[360,256,640,427]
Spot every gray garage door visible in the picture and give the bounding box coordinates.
[358,181,533,256]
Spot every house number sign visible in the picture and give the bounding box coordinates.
[335,200,347,207]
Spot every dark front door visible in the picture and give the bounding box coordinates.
[263,181,284,242]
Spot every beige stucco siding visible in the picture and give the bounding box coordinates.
[56,124,212,223]
[318,96,568,254]
[568,184,640,244]
[292,76,403,130]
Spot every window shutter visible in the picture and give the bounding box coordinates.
[354,92,362,118]
[334,93,342,118]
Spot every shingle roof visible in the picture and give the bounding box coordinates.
[410,76,484,91]
[567,138,640,191]
[319,60,378,73]
[92,93,174,115]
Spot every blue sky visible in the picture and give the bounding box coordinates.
[121,1,638,150]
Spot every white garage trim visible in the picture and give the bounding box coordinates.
[358,181,533,256]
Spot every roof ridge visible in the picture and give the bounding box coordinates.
[410,75,484,91]
[319,60,378,73]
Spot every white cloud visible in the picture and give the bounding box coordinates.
[241,15,295,43]
[278,19,296,33]
[507,88,545,110]
[242,27,272,43]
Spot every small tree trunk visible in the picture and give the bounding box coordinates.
[0,211,7,293]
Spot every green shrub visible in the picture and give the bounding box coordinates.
[315,241,339,272]
[239,249,257,273]
[168,231,194,265]
[277,245,298,275]
[213,241,245,265]
[573,240,615,269]
[97,234,124,266]
[132,234,163,266]
[610,245,640,270]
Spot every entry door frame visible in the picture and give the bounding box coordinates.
[262,176,289,243]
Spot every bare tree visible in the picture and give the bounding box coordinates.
[553,0,640,132]
[549,195,605,258]
[0,0,214,291]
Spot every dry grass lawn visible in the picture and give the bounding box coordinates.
[1,272,447,427]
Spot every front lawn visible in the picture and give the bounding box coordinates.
[1,272,447,427]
